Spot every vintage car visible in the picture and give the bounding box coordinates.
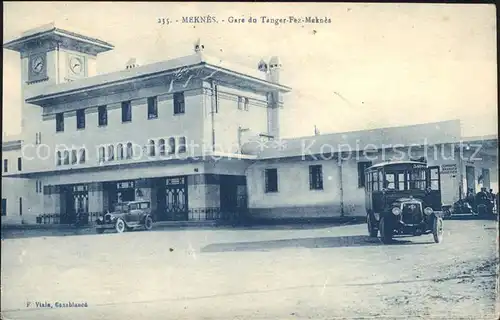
[364,161,444,244]
[95,201,154,234]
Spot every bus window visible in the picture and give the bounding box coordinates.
[429,167,440,190]
[408,170,426,190]
[372,171,379,191]
[398,173,405,190]
[384,173,396,190]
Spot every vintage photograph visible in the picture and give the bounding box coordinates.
[1,2,498,319]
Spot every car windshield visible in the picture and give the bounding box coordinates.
[381,169,427,191]
[407,169,426,190]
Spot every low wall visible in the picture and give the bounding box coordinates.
[248,203,366,220]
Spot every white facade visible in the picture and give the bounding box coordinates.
[2,23,498,224]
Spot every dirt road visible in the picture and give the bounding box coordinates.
[1,219,498,319]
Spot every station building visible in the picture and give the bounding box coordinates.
[1,23,498,224]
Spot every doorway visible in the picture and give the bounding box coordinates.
[164,176,188,221]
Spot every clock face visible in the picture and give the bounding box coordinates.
[31,56,44,74]
[69,56,83,75]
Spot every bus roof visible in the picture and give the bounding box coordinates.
[366,161,426,171]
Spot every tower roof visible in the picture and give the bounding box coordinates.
[3,22,114,55]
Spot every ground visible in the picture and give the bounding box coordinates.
[1,219,498,320]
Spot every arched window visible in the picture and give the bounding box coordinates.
[56,151,62,166]
[63,151,70,165]
[158,139,166,156]
[107,145,114,161]
[79,148,86,164]
[117,143,124,160]
[98,146,105,163]
[126,142,133,159]
[71,150,77,164]
[168,137,176,155]
[148,139,155,156]
[178,137,186,153]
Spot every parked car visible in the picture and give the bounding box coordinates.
[364,161,444,244]
[95,201,154,234]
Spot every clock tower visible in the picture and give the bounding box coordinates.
[3,22,114,144]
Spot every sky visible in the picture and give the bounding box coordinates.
[2,2,497,139]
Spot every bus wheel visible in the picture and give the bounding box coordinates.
[379,217,393,244]
[367,214,378,237]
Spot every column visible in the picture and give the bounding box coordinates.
[187,174,220,220]
[88,182,104,213]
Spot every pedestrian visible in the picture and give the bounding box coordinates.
[466,188,475,208]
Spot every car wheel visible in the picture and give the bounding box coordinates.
[367,214,378,237]
[379,217,393,244]
[96,228,104,234]
[115,219,126,233]
[432,216,444,243]
[144,215,153,231]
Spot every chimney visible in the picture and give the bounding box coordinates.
[125,58,140,70]
[314,125,321,136]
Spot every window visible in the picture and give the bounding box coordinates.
[56,113,64,132]
[79,149,86,164]
[139,202,150,209]
[159,139,166,156]
[98,106,108,126]
[168,138,176,154]
[309,165,323,190]
[3,159,7,172]
[1,198,6,216]
[98,146,105,163]
[19,197,22,216]
[117,143,124,160]
[76,109,86,129]
[148,140,155,156]
[398,173,405,190]
[71,150,77,164]
[384,173,395,190]
[178,137,186,153]
[357,161,372,188]
[366,172,372,192]
[121,101,132,122]
[408,169,427,190]
[173,92,185,114]
[237,97,243,110]
[63,151,70,165]
[372,171,379,191]
[244,97,249,111]
[56,151,62,166]
[429,167,440,190]
[265,168,278,193]
[35,132,42,144]
[126,142,133,159]
[36,180,43,194]
[107,145,115,161]
[147,97,158,119]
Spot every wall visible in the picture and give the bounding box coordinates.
[1,148,40,223]
[246,142,498,219]
[210,83,269,154]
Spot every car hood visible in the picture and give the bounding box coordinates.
[391,197,424,207]
[104,212,125,219]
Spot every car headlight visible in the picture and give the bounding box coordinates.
[424,207,433,215]
[392,207,402,215]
